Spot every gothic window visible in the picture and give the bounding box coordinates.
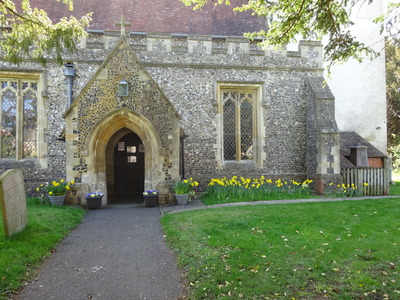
[218,83,263,165]
[0,79,38,159]
[222,90,255,160]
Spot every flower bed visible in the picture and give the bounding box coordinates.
[202,176,315,205]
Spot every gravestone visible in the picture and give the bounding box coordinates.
[0,169,28,237]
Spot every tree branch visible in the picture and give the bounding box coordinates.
[278,0,308,40]
[0,0,27,20]
[0,0,62,28]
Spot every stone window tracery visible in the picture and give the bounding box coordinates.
[0,79,38,159]
[222,90,254,160]
[217,83,263,166]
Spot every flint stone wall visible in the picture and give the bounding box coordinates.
[0,31,329,195]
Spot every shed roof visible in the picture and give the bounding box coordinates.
[340,131,387,169]
[340,131,386,158]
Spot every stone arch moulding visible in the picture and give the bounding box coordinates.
[79,108,166,206]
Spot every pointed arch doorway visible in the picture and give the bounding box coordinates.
[107,128,144,204]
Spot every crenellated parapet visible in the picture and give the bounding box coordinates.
[77,31,324,69]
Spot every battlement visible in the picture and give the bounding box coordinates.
[80,30,323,64]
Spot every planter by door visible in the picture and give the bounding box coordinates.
[49,195,65,206]
[175,194,189,205]
[144,195,158,207]
[86,197,103,209]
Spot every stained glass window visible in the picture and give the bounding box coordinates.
[0,79,38,159]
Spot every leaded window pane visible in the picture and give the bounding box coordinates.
[1,89,17,158]
[23,90,37,158]
[221,88,256,162]
[240,100,253,160]
[223,99,236,160]
[0,78,39,159]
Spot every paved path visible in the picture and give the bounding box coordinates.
[14,205,186,300]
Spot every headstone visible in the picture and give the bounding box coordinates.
[0,169,28,237]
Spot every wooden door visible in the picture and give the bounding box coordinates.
[114,132,144,196]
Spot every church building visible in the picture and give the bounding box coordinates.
[0,1,387,205]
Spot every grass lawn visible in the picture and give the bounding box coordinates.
[390,181,400,195]
[162,198,400,299]
[0,198,85,299]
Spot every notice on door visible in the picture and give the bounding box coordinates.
[128,156,137,163]
[127,146,136,153]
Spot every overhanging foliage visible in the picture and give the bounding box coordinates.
[0,0,92,64]
[180,0,389,69]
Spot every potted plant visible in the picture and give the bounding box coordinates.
[172,178,199,205]
[38,179,75,206]
[142,189,158,207]
[85,192,103,209]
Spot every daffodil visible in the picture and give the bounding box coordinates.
[42,179,75,196]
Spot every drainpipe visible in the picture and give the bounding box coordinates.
[181,138,185,179]
[64,63,75,106]
[180,129,188,179]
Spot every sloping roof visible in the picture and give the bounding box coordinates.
[340,131,386,158]
[340,155,355,169]
[340,131,387,169]
[29,0,266,36]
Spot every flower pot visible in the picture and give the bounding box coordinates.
[175,193,189,205]
[144,195,158,207]
[86,196,103,209]
[49,195,65,206]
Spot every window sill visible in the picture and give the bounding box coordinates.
[0,158,40,168]
[222,160,260,170]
